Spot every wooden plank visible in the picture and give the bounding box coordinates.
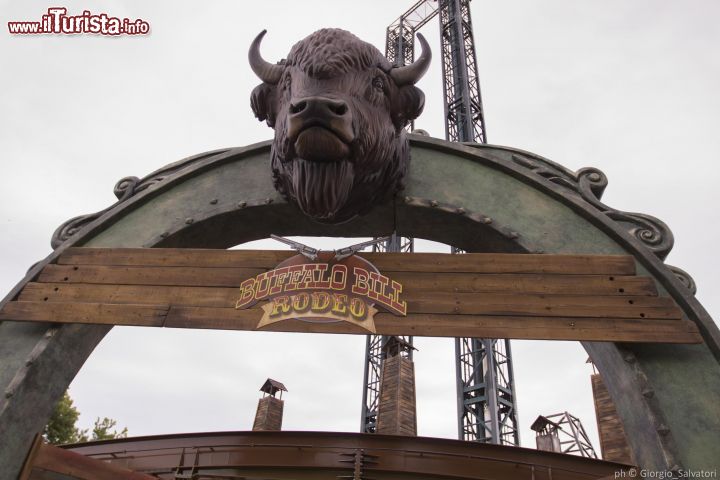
[38,264,266,288]
[58,247,293,269]
[0,301,168,326]
[164,306,701,343]
[20,283,680,320]
[404,292,681,319]
[31,443,156,480]
[1,301,699,343]
[367,252,636,275]
[58,247,636,275]
[36,264,655,295]
[388,272,657,296]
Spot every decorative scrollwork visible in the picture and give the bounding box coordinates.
[50,149,231,249]
[113,176,140,200]
[508,152,675,261]
[667,265,697,295]
[51,213,105,249]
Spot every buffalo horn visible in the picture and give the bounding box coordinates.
[390,32,431,86]
[249,30,283,85]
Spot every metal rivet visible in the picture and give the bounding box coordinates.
[265,198,273,204]
[509,232,519,239]
[483,217,492,224]
[25,359,33,366]
[430,200,438,207]
[457,207,466,214]
[185,218,194,224]
[160,232,169,238]
[569,322,576,327]
[5,391,13,398]
[237,201,247,209]
[657,424,670,436]
[210,198,218,205]
[623,353,636,363]
[405,196,412,203]
[642,388,654,398]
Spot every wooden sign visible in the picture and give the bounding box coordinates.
[0,248,701,344]
[236,252,406,333]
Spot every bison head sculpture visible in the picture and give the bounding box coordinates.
[249,28,430,223]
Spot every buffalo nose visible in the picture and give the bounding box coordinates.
[289,96,349,118]
[287,96,354,145]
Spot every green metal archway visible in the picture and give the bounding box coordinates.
[1,136,718,478]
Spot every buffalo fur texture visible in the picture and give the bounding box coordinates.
[251,28,426,223]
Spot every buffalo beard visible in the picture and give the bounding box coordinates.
[291,158,354,221]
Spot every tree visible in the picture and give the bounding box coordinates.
[90,417,128,441]
[43,391,128,444]
[43,391,85,444]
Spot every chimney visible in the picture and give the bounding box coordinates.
[530,415,562,453]
[252,378,287,431]
[376,336,417,436]
[590,372,635,463]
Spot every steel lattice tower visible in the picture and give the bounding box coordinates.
[360,4,424,433]
[360,0,519,445]
[438,0,487,142]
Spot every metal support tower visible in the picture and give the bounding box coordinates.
[360,4,431,434]
[442,1,516,446]
[386,0,439,66]
[455,337,519,445]
[379,0,519,445]
[533,412,598,458]
[360,234,414,433]
[438,0,487,143]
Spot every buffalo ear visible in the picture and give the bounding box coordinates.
[250,83,278,128]
[392,86,425,130]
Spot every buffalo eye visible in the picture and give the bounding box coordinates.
[372,76,385,92]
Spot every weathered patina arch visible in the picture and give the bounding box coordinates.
[1,136,718,478]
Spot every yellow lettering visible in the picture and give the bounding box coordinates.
[254,272,271,300]
[389,280,407,315]
[268,267,289,295]
[332,293,348,315]
[352,267,370,296]
[236,278,256,309]
[285,265,304,291]
[330,264,347,290]
[292,293,311,312]
[269,296,292,317]
[298,266,315,290]
[311,292,332,312]
[349,297,367,320]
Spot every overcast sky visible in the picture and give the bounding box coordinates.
[1,0,719,453]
